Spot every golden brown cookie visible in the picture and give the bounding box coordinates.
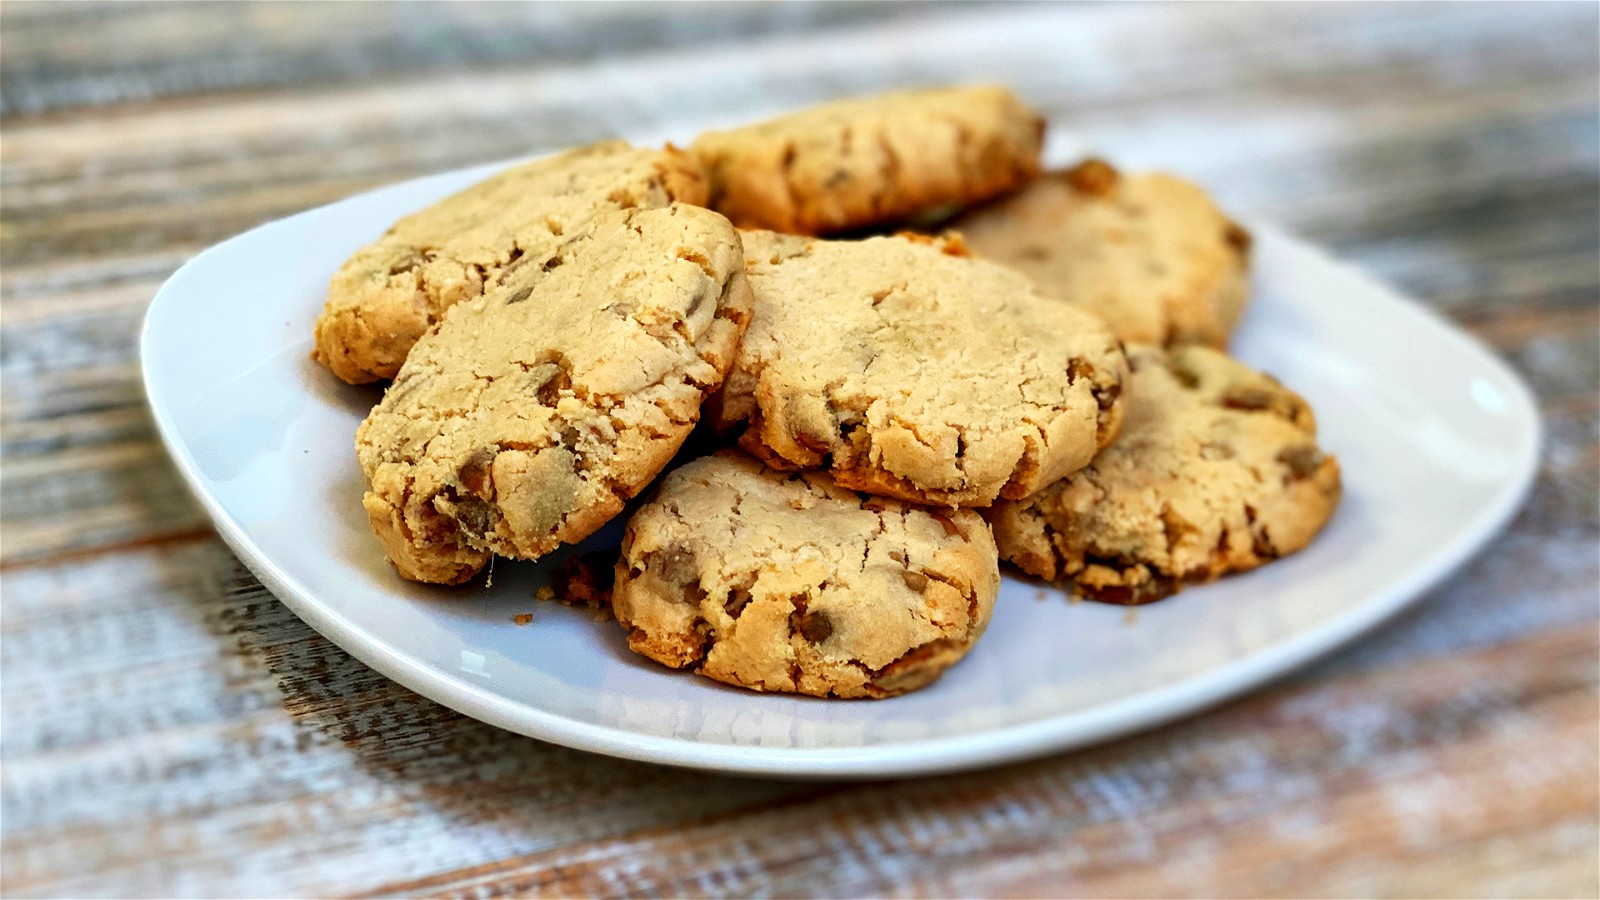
[954,159,1251,348]
[985,344,1340,604]
[613,452,999,699]
[715,230,1128,508]
[314,141,706,384]
[356,204,752,585]
[691,86,1042,235]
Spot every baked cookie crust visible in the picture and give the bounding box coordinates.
[691,86,1042,235]
[314,141,707,383]
[985,344,1340,603]
[613,452,1000,699]
[356,204,751,584]
[955,159,1251,349]
[716,230,1128,507]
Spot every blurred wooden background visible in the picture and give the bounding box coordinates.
[2,2,1597,896]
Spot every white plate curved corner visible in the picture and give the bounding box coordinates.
[140,158,1540,779]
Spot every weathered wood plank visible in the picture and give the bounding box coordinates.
[316,629,1600,898]
[0,1,964,119]
[0,439,210,564]
[3,3,1595,270]
[0,2,1595,896]
[3,23,1594,564]
[1,532,1593,897]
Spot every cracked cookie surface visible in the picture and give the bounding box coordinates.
[715,230,1129,507]
[691,86,1042,236]
[954,159,1251,349]
[314,141,707,383]
[613,452,999,699]
[356,204,752,584]
[985,344,1340,604]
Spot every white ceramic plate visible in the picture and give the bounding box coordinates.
[141,151,1539,778]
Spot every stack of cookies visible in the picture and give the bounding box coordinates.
[315,86,1341,700]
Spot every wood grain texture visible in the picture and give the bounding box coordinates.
[1,2,1596,896]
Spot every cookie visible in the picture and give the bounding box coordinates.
[613,453,999,698]
[691,86,1042,236]
[954,159,1251,348]
[985,344,1340,604]
[356,204,752,584]
[314,141,707,384]
[714,230,1128,507]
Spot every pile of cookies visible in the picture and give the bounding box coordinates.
[314,86,1341,700]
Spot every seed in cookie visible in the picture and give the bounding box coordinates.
[985,344,1340,604]
[314,141,707,384]
[691,86,1043,235]
[954,159,1251,349]
[356,204,753,585]
[612,452,1000,699]
[714,230,1129,508]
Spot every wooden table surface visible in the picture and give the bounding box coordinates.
[3,3,1597,896]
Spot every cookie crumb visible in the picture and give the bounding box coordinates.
[535,586,556,602]
[1063,158,1121,196]
[550,551,617,619]
[513,613,534,625]
[1224,221,1253,255]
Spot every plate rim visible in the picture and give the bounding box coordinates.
[139,176,1543,779]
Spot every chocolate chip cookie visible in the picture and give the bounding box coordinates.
[715,230,1128,507]
[356,204,752,584]
[613,452,999,698]
[955,159,1251,348]
[985,344,1340,603]
[691,86,1043,235]
[314,141,707,383]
